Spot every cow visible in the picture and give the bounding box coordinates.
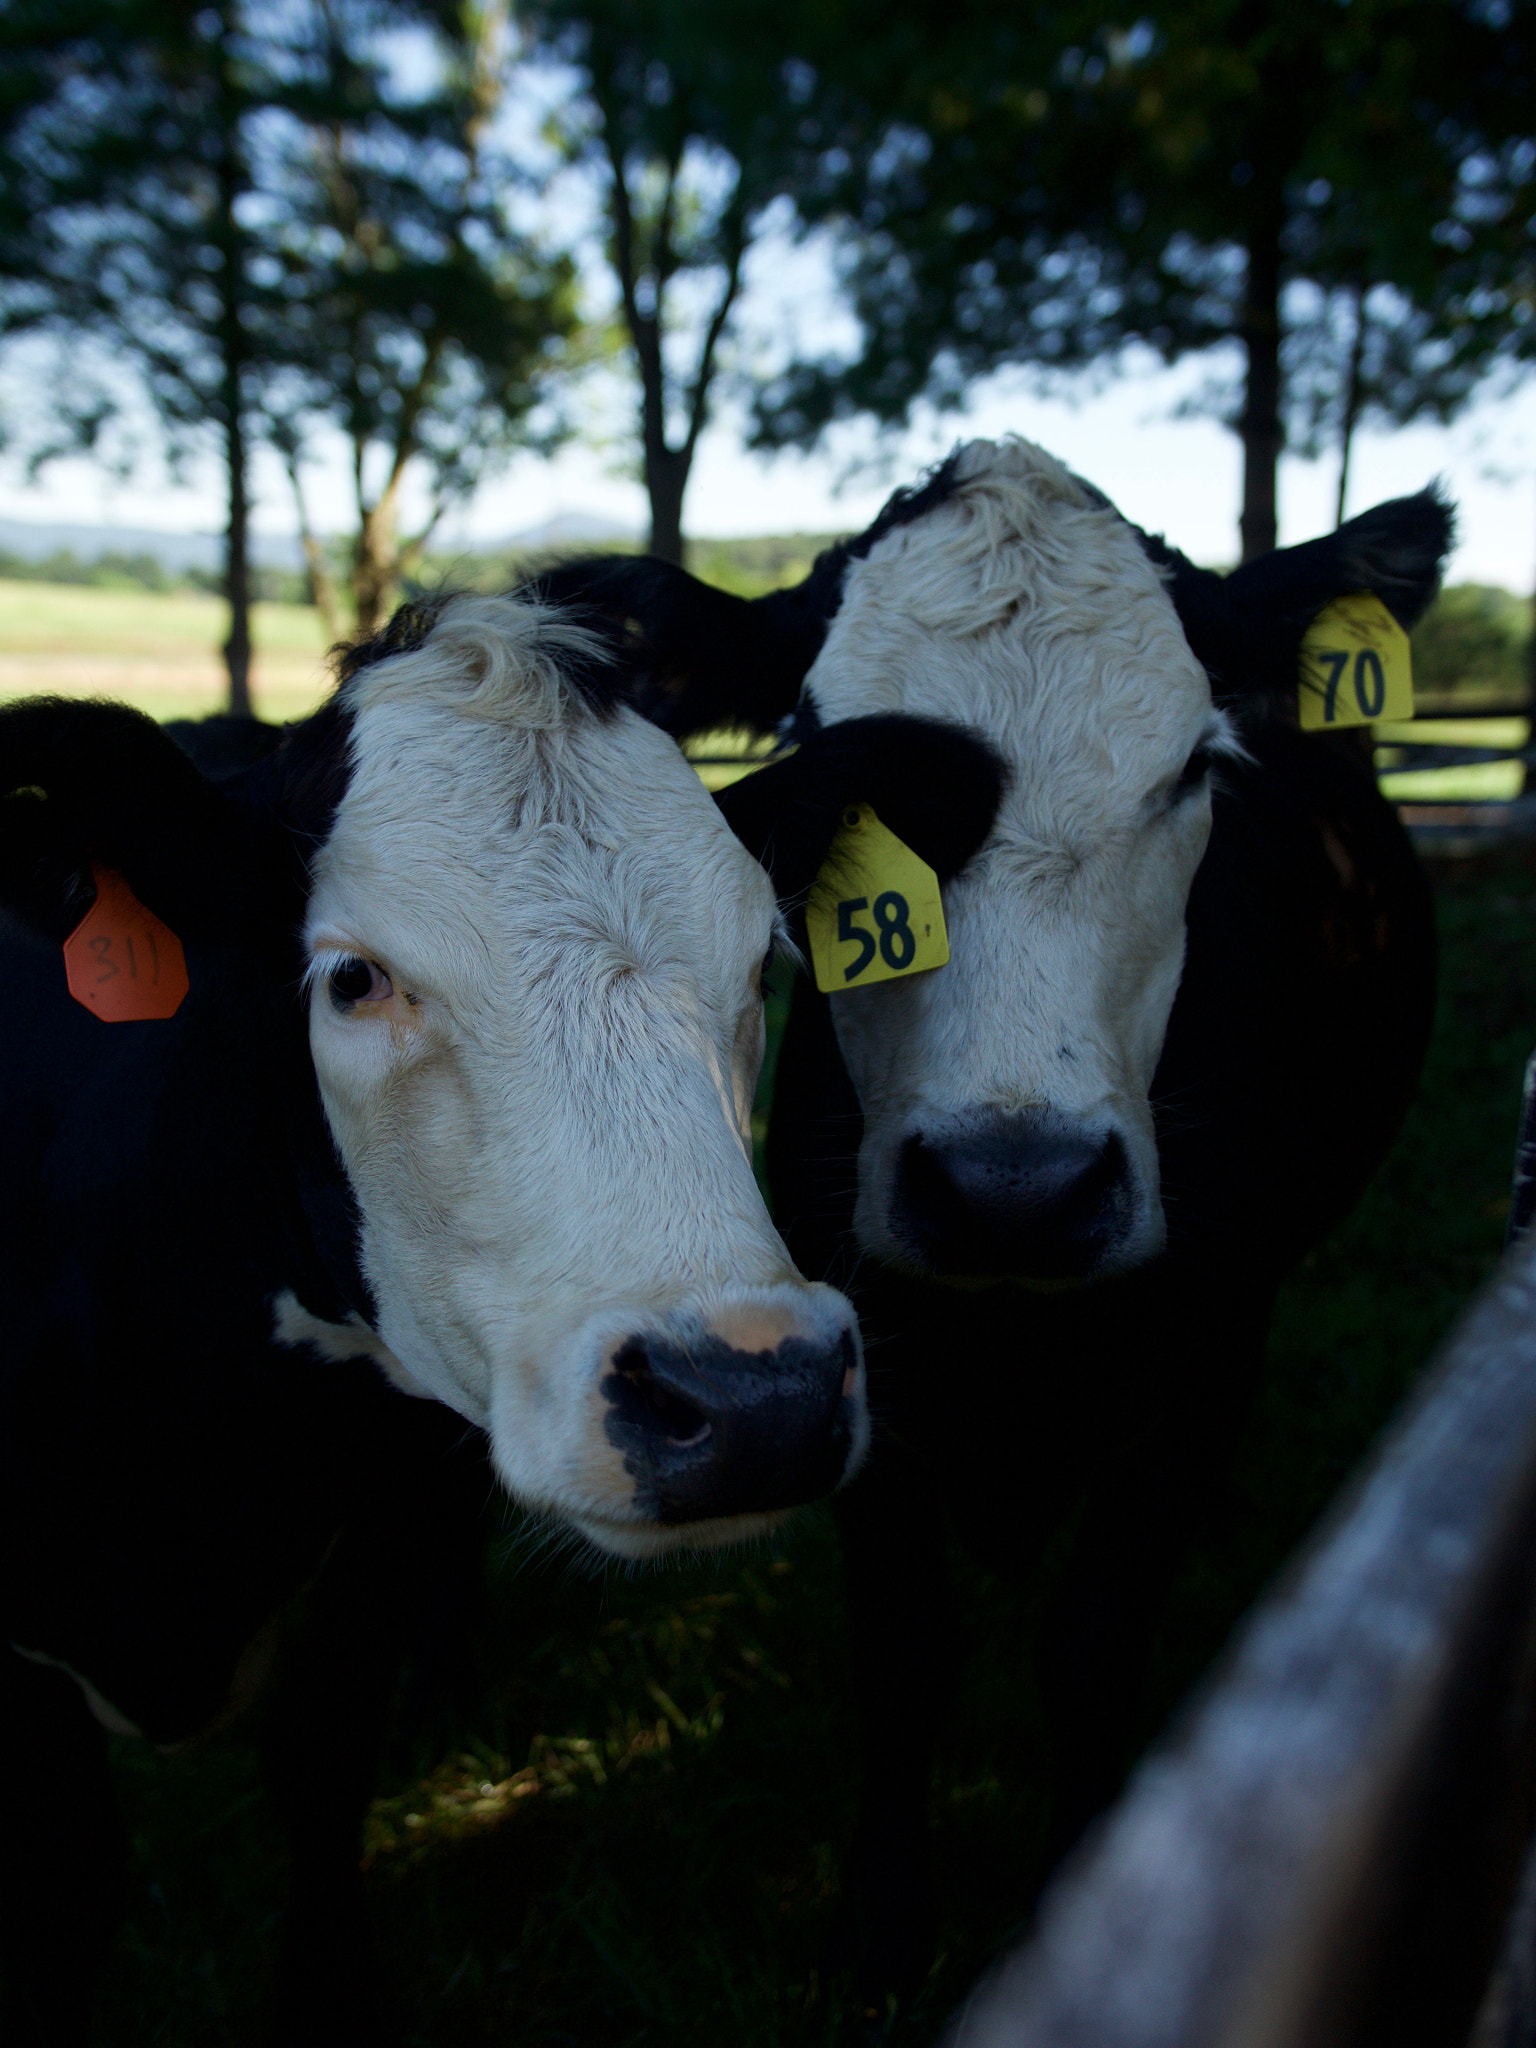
[0,591,868,2047]
[533,437,1449,2007]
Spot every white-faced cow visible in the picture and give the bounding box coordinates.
[0,594,865,2046]
[535,436,1449,2003]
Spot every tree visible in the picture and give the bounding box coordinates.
[522,0,818,564]
[752,0,1522,560]
[264,0,579,638]
[0,0,298,712]
[0,0,581,702]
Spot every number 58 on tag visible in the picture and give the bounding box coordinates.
[805,805,950,994]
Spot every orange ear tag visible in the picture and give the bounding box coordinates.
[63,864,189,1021]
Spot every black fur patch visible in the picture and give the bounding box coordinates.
[718,714,1008,943]
[0,696,270,943]
[334,596,452,685]
[1130,486,1454,720]
[164,714,288,780]
[529,555,825,737]
[528,456,970,741]
[240,696,358,859]
[1223,486,1454,640]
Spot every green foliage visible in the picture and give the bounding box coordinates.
[749,0,1531,554]
[0,546,171,592]
[265,0,581,633]
[689,532,839,597]
[408,530,839,602]
[0,0,581,649]
[1412,582,1534,708]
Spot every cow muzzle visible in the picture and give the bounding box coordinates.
[601,1296,865,1527]
[888,1109,1147,1284]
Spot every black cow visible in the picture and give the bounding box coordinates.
[535,436,1448,2006]
[0,591,868,2045]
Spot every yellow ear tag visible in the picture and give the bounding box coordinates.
[1298,593,1414,731]
[806,805,950,994]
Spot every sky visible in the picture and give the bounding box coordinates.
[2,316,1534,591]
[3,346,1532,590]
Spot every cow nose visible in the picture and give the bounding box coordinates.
[891,1115,1131,1282]
[601,1317,862,1525]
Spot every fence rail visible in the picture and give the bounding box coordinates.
[944,1225,1536,2048]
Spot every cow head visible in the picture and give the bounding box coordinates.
[0,596,867,1557]
[539,435,1452,1290]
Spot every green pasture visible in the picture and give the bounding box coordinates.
[81,838,1534,2048]
[0,577,332,724]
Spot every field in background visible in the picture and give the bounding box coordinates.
[0,579,332,723]
[1,564,1530,739]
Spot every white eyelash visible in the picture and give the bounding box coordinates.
[769,917,804,975]
[301,947,363,1000]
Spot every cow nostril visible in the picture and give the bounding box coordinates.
[610,1339,712,1447]
[892,1121,1131,1280]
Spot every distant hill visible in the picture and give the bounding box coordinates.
[472,511,639,551]
[0,517,307,572]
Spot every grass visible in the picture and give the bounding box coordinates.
[1374,717,1531,749]
[76,838,1536,2048]
[0,578,332,723]
[1378,759,1526,801]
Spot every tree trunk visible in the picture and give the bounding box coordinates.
[645,448,689,566]
[352,485,398,642]
[213,10,253,718]
[1336,279,1368,529]
[1238,190,1285,563]
[222,399,253,718]
[284,447,342,647]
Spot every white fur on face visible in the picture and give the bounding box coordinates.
[805,437,1239,1275]
[303,598,860,1550]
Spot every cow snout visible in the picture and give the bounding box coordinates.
[601,1315,863,1525]
[890,1114,1133,1282]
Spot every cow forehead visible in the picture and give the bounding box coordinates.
[807,441,1211,803]
[308,691,773,1003]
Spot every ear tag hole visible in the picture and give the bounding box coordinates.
[63,863,189,1022]
[1298,593,1414,732]
[806,804,951,995]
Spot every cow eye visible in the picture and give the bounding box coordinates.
[328,957,393,1009]
[1173,744,1214,797]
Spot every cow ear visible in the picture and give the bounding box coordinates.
[1206,486,1455,710]
[0,697,261,944]
[716,715,1008,939]
[531,553,839,739]
[1225,485,1454,636]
